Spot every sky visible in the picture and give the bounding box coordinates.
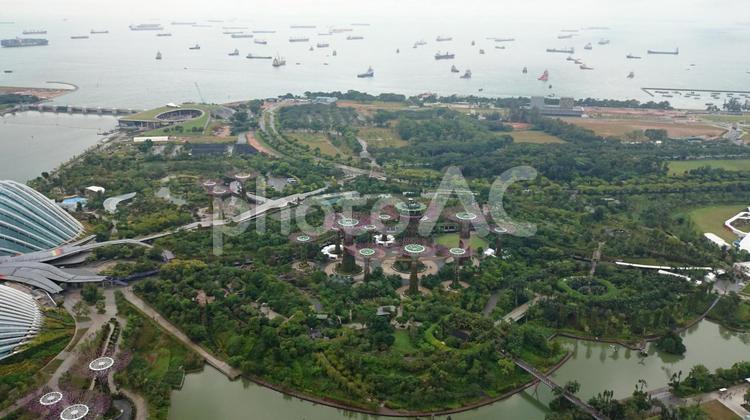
[0,0,746,24]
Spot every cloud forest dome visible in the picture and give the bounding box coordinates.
[0,284,43,361]
[0,180,84,257]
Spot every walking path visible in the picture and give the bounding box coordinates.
[121,288,241,380]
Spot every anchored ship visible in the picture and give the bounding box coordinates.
[2,38,49,47]
[557,34,574,39]
[579,64,594,70]
[495,45,506,49]
[494,38,515,42]
[272,55,286,67]
[538,69,549,81]
[626,53,642,59]
[129,23,163,31]
[546,47,574,54]
[597,39,610,45]
[627,71,634,79]
[189,44,200,50]
[156,33,172,37]
[434,51,455,60]
[90,30,109,34]
[252,30,276,34]
[254,39,268,44]
[460,69,472,79]
[289,37,309,42]
[648,48,679,55]
[70,35,89,39]
[346,35,364,40]
[155,51,162,60]
[436,36,452,41]
[22,30,47,35]
[228,49,240,56]
[316,42,330,48]
[357,66,374,78]
[584,43,592,50]
[246,53,272,59]
[451,65,459,73]
[231,34,253,38]
[290,25,316,29]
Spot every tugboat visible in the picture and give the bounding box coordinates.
[155,51,162,60]
[626,53,642,59]
[434,51,455,60]
[627,71,635,79]
[189,44,200,50]
[451,65,459,73]
[522,66,528,74]
[584,42,592,50]
[460,69,472,79]
[272,55,286,67]
[537,69,549,81]
[229,49,239,56]
[357,66,374,78]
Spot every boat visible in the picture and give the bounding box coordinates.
[434,51,455,60]
[156,33,172,37]
[580,64,594,70]
[626,53,642,59]
[415,39,427,46]
[574,58,583,64]
[351,23,370,27]
[129,23,163,31]
[522,67,528,74]
[0,38,49,48]
[223,31,242,34]
[290,25,316,29]
[272,55,286,67]
[254,39,268,44]
[557,34,574,39]
[22,30,47,35]
[357,66,374,78]
[471,40,475,46]
[155,51,162,60]
[231,34,253,38]
[566,56,575,61]
[584,43,592,50]
[538,69,549,81]
[332,50,337,56]
[332,28,353,33]
[90,30,109,34]
[346,35,364,40]
[627,71,634,79]
[460,69,472,79]
[451,65,459,73]
[224,26,249,30]
[597,39,610,45]
[316,42,329,48]
[436,36,452,42]
[479,49,485,54]
[494,38,515,42]
[228,49,239,56]
[70,35,89,40]
[561,29,579,33]
[189,44,200,50]
[648,48,679,55]
[171,21,196,25]
[3,70,12,73]
[252,30,276,34]
[289,37,309,42]
[495,45,506,49]
[546,47,574,53]
[318,32,332,36]
[396,48,400,54]
[309,45,314,51]
[246,53,272,59]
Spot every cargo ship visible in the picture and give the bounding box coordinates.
[272,55,286,67]
[495,45,506,49]
[253,30,276,34]
[332,28,353,33]
[436,36,452,42]
[156,33,172,37]
[316,42,330,48]
[22,30,47,35]
[1,38,49,47]
[460,69,472,79]
[223,26,249,30]
[351,23,370,26]
[494,38,515,42]
[434,51,455,59]
[357,66,374,78]
[231,34,253,38]
[546,47,574,53]
[346,35,364,40]
[290,25,316,29]
[598,39,610,45]
[90,30,109,34]
[557,34,574,39]
[70,35,89,39]
[254,39,267,44]
[246,53,271,59]
[228,49,239,56]
[626,53,642,59]
[129,23,163,31]
[189,44,200,50]
[289,37,309,42]
[171,21,196,25]
[538,69,549,81]
[579,64,594,70]
[648,48,679,55]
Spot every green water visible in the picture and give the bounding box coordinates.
[169,320,749,420]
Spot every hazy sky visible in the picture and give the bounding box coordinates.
[0,0,746,24]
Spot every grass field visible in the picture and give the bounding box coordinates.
[700,400,741,420]
[700,114,750,125]
[510,130,565,144]
[393,330,418,354]
[669,159,750,175]
[743,283,750,294]
[287,132,341,156]
[562,117,725,139]
[435,233,489,250]
[688,204,747,242]
[358,127,407,148]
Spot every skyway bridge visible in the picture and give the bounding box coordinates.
[513,358,609,420]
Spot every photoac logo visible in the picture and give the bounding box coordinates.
[203,165,537,256]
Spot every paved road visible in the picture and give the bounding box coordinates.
[121,288,242,380]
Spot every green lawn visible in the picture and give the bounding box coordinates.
[688,204,746,242]
[700,399,741,420]
[435,233,490,250]
[743,283,750,294]
[700,114,750,125]
[392,330,418,354]
[510,130,565,144]
[287,132,341,156]
[669,159,750,175]
[358,127,407,148]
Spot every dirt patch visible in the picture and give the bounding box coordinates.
[563,117,725,139]
[211,125,231,138]
[245,131,274,155]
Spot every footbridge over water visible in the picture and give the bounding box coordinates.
[513,358,609,420]
[18,103,142,116]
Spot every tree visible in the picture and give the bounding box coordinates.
[655,331,686,355]
[81,284,102,305]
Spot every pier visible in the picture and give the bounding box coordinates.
[16,103,142,116]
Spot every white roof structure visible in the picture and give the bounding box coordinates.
[133,136,169,143]
[0,284,43,361]
[704,233,730,249]
[739,235,750,253]
[85,186,106,194]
